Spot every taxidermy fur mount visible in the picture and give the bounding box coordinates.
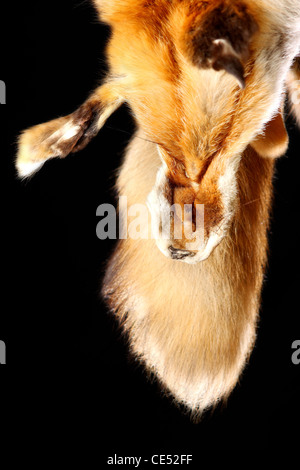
[16,1,300,416]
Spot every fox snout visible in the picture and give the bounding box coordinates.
[168,246,196,260]
[147,161,233,264]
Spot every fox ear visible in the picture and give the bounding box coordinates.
[16,84,123,178]
[184,1,258,88]
[251,110,289,159]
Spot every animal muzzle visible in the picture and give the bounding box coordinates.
[147,166,228,264]
[168,246,196,260]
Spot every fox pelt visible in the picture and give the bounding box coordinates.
[16,1,300,416]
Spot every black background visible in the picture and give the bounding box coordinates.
[1,0,299,454]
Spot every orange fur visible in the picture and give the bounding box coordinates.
[103,136,273,414]
[16,0,300,414]
[251,108,289,158]
[287,56,300,126]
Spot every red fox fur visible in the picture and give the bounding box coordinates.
[16,1,300,415]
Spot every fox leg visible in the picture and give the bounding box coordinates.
[16,82,124,178]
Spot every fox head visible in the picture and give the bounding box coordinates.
[17,0,298,263]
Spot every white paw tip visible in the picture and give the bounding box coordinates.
[16,159,45,178]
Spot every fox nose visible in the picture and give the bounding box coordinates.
[168,246,196,260]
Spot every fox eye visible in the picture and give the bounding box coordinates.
[184,170,190,179]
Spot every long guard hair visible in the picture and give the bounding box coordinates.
[16,1,300,416]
